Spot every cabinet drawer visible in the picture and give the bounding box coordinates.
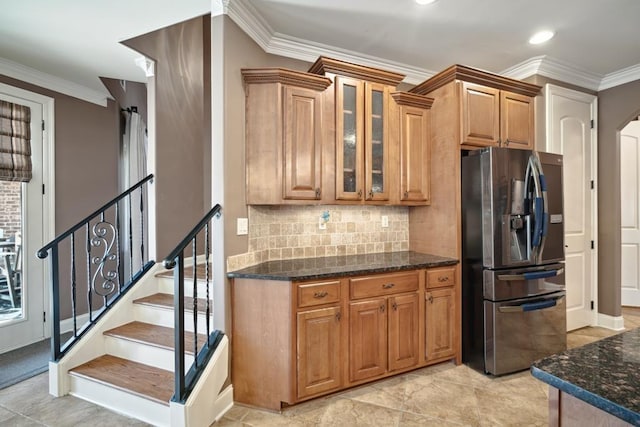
[350,271,419,299]
[426,267,456,289]
[297,280,341,308]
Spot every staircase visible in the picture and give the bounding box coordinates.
[48,263,233,427]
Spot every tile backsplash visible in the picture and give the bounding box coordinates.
[227,205,409,271]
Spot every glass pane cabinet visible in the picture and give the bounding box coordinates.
[335,77,389,201]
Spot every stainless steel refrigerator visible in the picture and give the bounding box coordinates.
[461,147,567,375]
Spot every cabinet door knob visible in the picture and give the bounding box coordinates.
[336,311,342,321]
[315,188,321,199]
[504,139,510,146]
[357,189,363,198]
[404,191,409,199]
[380,304,385,313]
[313,290,328,298]
[428,294,434,303]
[392,301,398,311]
[368,190,374,200]
[382,283,395,289]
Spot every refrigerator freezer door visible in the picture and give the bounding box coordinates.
[484,291,567,375]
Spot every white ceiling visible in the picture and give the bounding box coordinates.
[2,0,639,105]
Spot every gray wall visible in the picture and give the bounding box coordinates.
[123,16,211,259]
[597,79,640,317]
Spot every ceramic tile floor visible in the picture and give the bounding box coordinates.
[1,307,638,427]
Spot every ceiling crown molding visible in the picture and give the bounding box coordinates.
[225,0,434,85]
[500,56,603,91]
[599,63,640,91]
[0,57,108,106]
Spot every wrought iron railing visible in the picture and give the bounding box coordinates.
[37,174,155,361]
[162,203,223,404]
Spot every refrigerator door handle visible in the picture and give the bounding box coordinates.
[498,296,565,313]
[497,267,564,281]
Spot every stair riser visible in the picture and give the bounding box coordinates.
[104,336,195,371]
[69,375,171,427]
[157,276,211,299]
[133,304,212,334]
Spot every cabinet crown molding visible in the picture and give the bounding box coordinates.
[241,68,332,91]
[309,56,405,87]
[410,64,541,97]
[391,91,434,109]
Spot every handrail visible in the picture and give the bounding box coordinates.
[38,174,154,258]
[162,203,223,404]
[163,204,222,269]
[37,174,155,361]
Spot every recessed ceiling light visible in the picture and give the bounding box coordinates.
[415,0,437,5]
[529,30,555,45]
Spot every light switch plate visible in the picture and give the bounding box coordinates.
[381,216,389,228]
[237,218,249,235]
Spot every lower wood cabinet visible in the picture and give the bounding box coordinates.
[297,306,342,398]
[231,264,459,411]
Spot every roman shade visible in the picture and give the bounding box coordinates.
[0,100,32,182]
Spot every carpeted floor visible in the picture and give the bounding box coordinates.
[0,337,51,390]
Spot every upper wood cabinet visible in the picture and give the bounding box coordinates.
[411,65,541,151]
[242,68,332,204]
[309,57,405,203]
[391,92,434,205]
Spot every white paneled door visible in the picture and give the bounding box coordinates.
[545,84,597,331]
[621,119,640,307]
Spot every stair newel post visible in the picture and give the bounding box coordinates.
[174,253,186,402]
[50,245,61,361]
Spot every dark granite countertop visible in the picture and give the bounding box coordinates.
[531,328,640,426]
[227,251,458,281]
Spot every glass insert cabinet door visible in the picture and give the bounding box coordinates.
[335,76,389,201]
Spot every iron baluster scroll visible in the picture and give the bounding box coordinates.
[37,174,154,361]
[163,203,223,404]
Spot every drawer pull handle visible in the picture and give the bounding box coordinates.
[313,291,328,298]
[382,283,395,289]
[438,276,449,283]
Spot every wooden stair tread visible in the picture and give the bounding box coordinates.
[69,355,173,405]
[104,321,206,355]
[156,263,213,280]
[133,293,212,314]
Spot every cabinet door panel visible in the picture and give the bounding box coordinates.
[349,298,387,382]
[297,306,342,398]
[500,91,535,149]
[283,86,323,199]
[461,82,500,147]
[426,288,456,361]
[336,77,364,200]
[388,293,419,371]
[365,82,390,201]
[399,104,430,203]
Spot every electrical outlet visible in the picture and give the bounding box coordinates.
[381,215,389,228]
[237,218,249,235]
[319,216,327,230]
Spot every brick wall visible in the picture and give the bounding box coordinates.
[0,181,22,239]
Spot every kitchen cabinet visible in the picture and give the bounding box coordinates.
[461,82,535,149]
[230,260,458,411]
[242,68,332,204]
[410,64,540,151]
[425,267,457,361]
[348,270,420,382]
[309,56,405,203]
[391,91,434,204]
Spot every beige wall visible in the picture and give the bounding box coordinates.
[597,79,640,317]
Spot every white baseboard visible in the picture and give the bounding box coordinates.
[597,313,625,331]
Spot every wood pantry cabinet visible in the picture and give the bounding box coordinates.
[230,264,460,411]
[242,68,332,204]
[308,57,405,203]
[410,64,541,150]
